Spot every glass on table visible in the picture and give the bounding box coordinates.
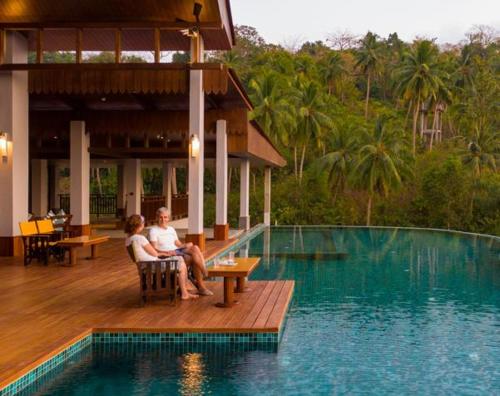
[228,251,235,264]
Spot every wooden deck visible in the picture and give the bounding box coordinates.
[0,238,294,388]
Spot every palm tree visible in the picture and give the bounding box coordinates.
[355,32,381,120]
[395,40,446,155]
[459,130,499,178]
[249,73,295,147]
[318,124,360,202]
[350,118,411,225]
[295,81,332,183]
[320,52,346,97]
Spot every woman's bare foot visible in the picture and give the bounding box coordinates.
[181,293,199,300]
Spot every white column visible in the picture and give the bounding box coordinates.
[264,166,272,226]
[116,164,125,214]
[124,159,141,217]
[216,120,228,226]
[171,167,178,195]
[187,69,205,238]
[31,159,48,216]
[239,159,250,230]
[162,162,173,213]
[70,121,90,228]
[49,164,60,208]
[0,32,29,254]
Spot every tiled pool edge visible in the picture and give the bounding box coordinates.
[0,327,281,396]
[0,333,92,396]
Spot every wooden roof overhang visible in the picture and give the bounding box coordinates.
[27,64,285,167]
[0,0,235,51]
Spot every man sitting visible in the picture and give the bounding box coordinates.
[148,207,213,296]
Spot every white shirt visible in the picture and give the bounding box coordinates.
[125,234,157,262]
[148,225,179,251]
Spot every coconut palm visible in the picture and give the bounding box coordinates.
[320,52,346,97]
[294,81,332,183]
[350,118,411,225]
[249,72,295,147]
[355,32,381,120]
[459,130,499,178]
[318,124,360,202]
[395,40,446,156]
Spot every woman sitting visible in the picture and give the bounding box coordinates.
[124,214,198,300]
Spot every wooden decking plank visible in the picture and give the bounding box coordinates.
[265,280,295,330]
[238,281,280,329]
[252,281,286,329]
[208,281,268,330]
[222,281,270,329]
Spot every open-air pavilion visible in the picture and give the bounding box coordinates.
[0,0,285,256]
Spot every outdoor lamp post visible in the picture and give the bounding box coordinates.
[0,132,8,162]
[190,134,200,158]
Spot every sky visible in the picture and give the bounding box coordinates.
[230,0,500,46]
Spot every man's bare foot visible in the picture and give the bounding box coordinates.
[198,288,214,296]
[181,293,199,300]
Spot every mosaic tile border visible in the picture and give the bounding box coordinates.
[92,331,278,345]
[0,328,279,396]
[0,335,92,396]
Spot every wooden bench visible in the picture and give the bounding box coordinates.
[208,257,261,308]
[57,235,110,266]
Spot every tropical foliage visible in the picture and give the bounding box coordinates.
[210,25,499,234]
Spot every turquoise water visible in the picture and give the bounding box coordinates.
[25,227,500,395]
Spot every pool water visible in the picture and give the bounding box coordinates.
[26,227,500,395]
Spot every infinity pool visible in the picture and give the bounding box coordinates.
[24,227,500,395]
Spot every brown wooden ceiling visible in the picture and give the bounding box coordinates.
[0,0,235,50]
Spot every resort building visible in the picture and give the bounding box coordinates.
[0,0,285,255]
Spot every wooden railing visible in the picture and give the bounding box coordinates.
[59,194,117,218]
[141,195,165,224]
[59,193,188,222]
[171,194,188,220]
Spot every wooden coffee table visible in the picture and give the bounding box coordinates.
[208,257,261,308]
[57,235,110,266]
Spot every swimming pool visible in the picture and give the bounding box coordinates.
[19,227,500,395]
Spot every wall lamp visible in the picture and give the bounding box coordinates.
[0,132,8,162]
[190,134,200,158]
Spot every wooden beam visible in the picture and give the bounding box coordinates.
[0,29,5,65]
[0,21,223,30]
[76,28,83,64]
[36,29,43,64]
[115,29,121,64]
[0,62,224,71]
[154,28,161,63]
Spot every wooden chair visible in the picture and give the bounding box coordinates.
[19,221,59,266]
[126,245,180,306]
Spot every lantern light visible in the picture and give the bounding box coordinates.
[190,134,200,158]
[0,132,8,162]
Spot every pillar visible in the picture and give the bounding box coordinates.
[239,159,250,230]
[0,32,29,256]
[185,53,205,250]
[264,166,271,226]
[162,162,173,213]
[116,164,125,218]
[70,121,90,236]
[214,120,229,240]
[31,159,48,216]
[171,167,178,195]
[124,159,141,217]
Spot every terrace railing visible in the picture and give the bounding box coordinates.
[58,193,188,222]
[59,194,117,218]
